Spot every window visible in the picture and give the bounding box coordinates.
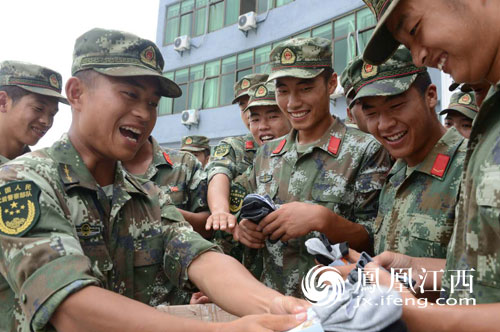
[333,13,357,74]
[209,1,224,32]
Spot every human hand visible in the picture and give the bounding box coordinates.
[233,219,266,249]
[269,295,310,315]
[190,291,211,304]
[218,312,307,332]
[206,211,237,232]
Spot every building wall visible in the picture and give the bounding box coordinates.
[154,0,444,148]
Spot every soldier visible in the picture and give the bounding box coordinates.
[180,135,211,167]
[356,0,500,330]
[0,28,307,332]
[205,74,267,232]
[0,61,67,164]
[232,37,392,297]
[440,91,478,138]
[450,80,491,108]
[340,57,369,133]
[349,47,466,259]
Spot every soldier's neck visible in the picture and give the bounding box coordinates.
[0,138,26,160]
[296,113,334,145]
[123,139,153,175]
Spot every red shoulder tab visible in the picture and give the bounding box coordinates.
[272,139,286,154]
[245,140,254,150]
[328,136,341,155]
[163,152,173,165]
[431,153,450,178]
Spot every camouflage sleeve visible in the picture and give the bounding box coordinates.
[185,156,208,213]
[0,166,100,330]
[206,141,239,182]
[353,142,392,237]
[160,204,221,290]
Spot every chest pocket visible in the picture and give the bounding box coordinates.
[408,214,454,258]
[78,231,114,285]
[311,183,346,216]
[133,234,164,301]
[163,184,187,208]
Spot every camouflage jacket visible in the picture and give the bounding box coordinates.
[206,133,258,182]
[0,135,217,332]
[0,155,9,165]
[443,84,500,303]
[234,119,392,296]
[137,137,208,212]
[374,128,466,258]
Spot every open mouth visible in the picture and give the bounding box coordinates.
[260,135,275,142]
[119,126,142,143]
[384,130,408,143]
[289,110,310,119]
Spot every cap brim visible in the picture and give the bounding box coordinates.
[267,68,324,82]
[351,73,418,106]
[244,100,278,113]
[363,0,402,65]
[440,106,477,120]
[232,91,249,104]
[19,86,69,105]
[93,66,182,98]
[181,146,207,152]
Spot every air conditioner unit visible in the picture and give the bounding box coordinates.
[181,109,199,126]
[174,35,191,52]
[238,11,257,32]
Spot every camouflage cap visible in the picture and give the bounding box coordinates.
[243,83,277,113]
[268,37,332,81]
[180,135,210,152]
[72,28,181,98]
[232,73,269,104]
[439,91,479,120]
[362,0,403,65]
[340,56,362,100]
[351,46,427,106]
[0,60,68,105]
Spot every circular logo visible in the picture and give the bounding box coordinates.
[281,48,296,65]
[185,137,193,145]
[145,49,154,61]
[255,85,267,97]
[361,63,378,79]
[301,265,345,307]
[459,93,472,105]
[241,79,251,90]
[49,74,60,89]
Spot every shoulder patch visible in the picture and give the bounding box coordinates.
[245,140,254,150]
[0,181,41,237]
[272,139,287,154]
[431,153,450,178]
[213,143,231,158]
[229,184,246,213]
[328,136,341,155]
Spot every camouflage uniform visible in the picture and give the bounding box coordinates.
[0,28,218,331]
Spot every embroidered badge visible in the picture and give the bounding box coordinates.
[0,181,41,237]
[361,63,378,79]
[229,184,246,213]
[49,74,60,89]
[431,153,450,178]
[213,143,230,158]
[241,79,251,90]
[76,222,101,238]
[281,48,296,65]
[185,137,193,145]
[140,46,157,68]
[458,93,472,105]
[259,174,273,183]
[255,85,267,98]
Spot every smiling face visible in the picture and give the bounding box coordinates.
[249,105,292,145]
[361,84,443,166]
[385,0,498,83]
[70,73,161,162]
[1,92,58,146]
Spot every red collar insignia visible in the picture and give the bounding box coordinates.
[272,139,286,154]
[163,152,173,166]
[328,136,341,155]
[245,140,254,150]
[431,153,450,178]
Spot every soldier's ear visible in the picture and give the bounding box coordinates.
[0,91,10,113]
[327,72,338,95]
[425,84,438,110]
[65,77,84,111]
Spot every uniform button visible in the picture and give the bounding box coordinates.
[21,294,27,303]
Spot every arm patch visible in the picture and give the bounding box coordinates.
[0,181,41,236]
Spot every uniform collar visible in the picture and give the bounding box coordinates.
[243,132,258,151]
[48,133,148,196]
[388,128,464,183]
[272,117,346,158]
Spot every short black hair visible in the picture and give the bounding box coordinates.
[320,67,335,84]
[412,72,432,96]
[74,69,98,89]
[0,86,30,105]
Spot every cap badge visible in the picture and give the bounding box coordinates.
[140,46,157,68]
[281,48,296,65]
[255,85,267,98]
[458,94,472,105]
[185,137,193,145]
[241,79,251,90]
[49,74,60,89]
[361,63,378,79]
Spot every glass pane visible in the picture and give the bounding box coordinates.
[181,0,194,13]
[357,7,376,30]
[237,50,253,69]
[164,71,174,80]
[165,17,179,44]
[255,45,271,64]
[190,64,204,81]
[189,80,203,109]
[255,63,270,74]
[209,1,224,32]
[225,0,240,26]
[219,74,235,105]
[276,0,292,7]
[237,68,253,81]
[205,60,220,76]
[272,38,287,49]
[334,36,355,75]
[203,77,220,108]
[222,55,236,73]
[158,97,173,116]
[167,3,180,18]
[294,31,311,38]
[358,28,374,54]
[257,0,269,14]
[173,84,188,113]
[194,7,207,36]
[334,13,355,38]
[196,0,208,8]
[179,13,192,36]
[175,68,189,84]
[312,23,332,40]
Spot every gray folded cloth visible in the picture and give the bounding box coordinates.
[305,237,348,266]
[312,282,403,332]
